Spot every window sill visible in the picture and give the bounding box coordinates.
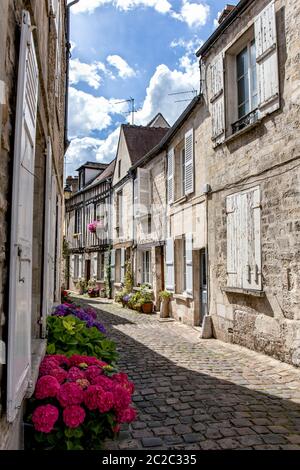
[26,339,47,398]
[173,293,193,301]
[173,195,187,206]
[224,119,262,144]
[114,283,122,288]
[223,287,265,297]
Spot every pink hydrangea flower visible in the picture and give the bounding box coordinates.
[69,355,107,368]
[83,385,104,410]
[113,384,131,413]
[39,359,60,377]
[57,381,84,407]
[92,375,114,390]
[67,367,86,382]
[46,355,70,367]
[118,407,137,424]
[32,405,59,433]
[48,367,68,384]
[85,365,103,383]
[76,378,90,390]
[98,391,114,413]
[112,373,135,394]
[63,405,86,428]
[35,376,60,400]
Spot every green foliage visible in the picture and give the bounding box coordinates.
[76,278,87,293]
[159,290,172,300]
[115,288,127,304]
[124,259,133,293]
[46,315,118,364]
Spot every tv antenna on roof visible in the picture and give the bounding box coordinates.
[113,96,141,125]
[168,89,197,103]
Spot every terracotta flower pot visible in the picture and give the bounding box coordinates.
[142,302,153,314]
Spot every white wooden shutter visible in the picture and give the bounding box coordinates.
[70,255,75,278]
[110,249,116,282]
[137,168,151,217]
[241,187,262,290]
[7,11,39,422]
[92,254,98,278]
[133,178,139,219]
[78,254,83,278]
[226,193,242,288]
[184,129,194,195]
[167,148,174,204]
[255,0,279,117]
[165,238,174,291]
[210,53,225,144]
[42,138,53,336]
[120,248,125,283]
[185,233,193,296]
[55,195,62,302]
[48,174,57,303]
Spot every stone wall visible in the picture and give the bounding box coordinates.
[202,0,300,365]
[0,0,67,448]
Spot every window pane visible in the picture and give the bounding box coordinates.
[237,47,248,79]
[237,78,249,117]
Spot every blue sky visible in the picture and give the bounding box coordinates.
[66,0,238,176]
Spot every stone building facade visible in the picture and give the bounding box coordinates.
[65,161,115,293]
[0,0,67,449]
[197,0,300,365]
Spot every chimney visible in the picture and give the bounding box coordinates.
[66,175,79,194]
[218,4,235,24]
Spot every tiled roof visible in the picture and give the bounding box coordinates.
[86,159,116,188]
[122,125,169,165]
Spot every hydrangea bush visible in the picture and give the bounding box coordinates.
[27,354,137,450]
[47,304,117,364]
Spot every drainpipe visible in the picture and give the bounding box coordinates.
[64,0,80,152]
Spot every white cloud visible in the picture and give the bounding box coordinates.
[73,0,171,15]
[134,55,199,126]
[106,55,136,79]
[170,36,203,56]
[213,10,222,29]
[173,1,210,28]
[69,58,108,89]
[68,87,128,138]
[72,0,209,28]
[95,127,121,163]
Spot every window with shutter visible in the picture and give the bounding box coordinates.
[110,249,116,282]
[7,10,39,422]
[184,129,194,195]
[210,53,225,144]
[121,248,125,283]
[165,238,175,292]
[42,138,52,336]
[167,148,174,204]
[254,0,279,117]
[226,187,261,290]
[185,233,193,296]
[137,168,151,218]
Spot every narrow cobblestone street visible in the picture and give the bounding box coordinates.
[74,298,300,450]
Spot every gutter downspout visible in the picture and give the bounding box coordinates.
[64,0,80,152]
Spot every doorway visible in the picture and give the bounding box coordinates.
[85,259,91,282]
[200,248,208,324]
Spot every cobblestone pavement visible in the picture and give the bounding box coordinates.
[77,298,300,450]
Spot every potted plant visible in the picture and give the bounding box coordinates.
[159,290,172,318]
[140,284,154,314]
[87,221,97,234]
[76,278,87,295]
[87,279,100,298]
[100,288,106,298]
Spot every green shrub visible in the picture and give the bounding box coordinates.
[47,316,118,365]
